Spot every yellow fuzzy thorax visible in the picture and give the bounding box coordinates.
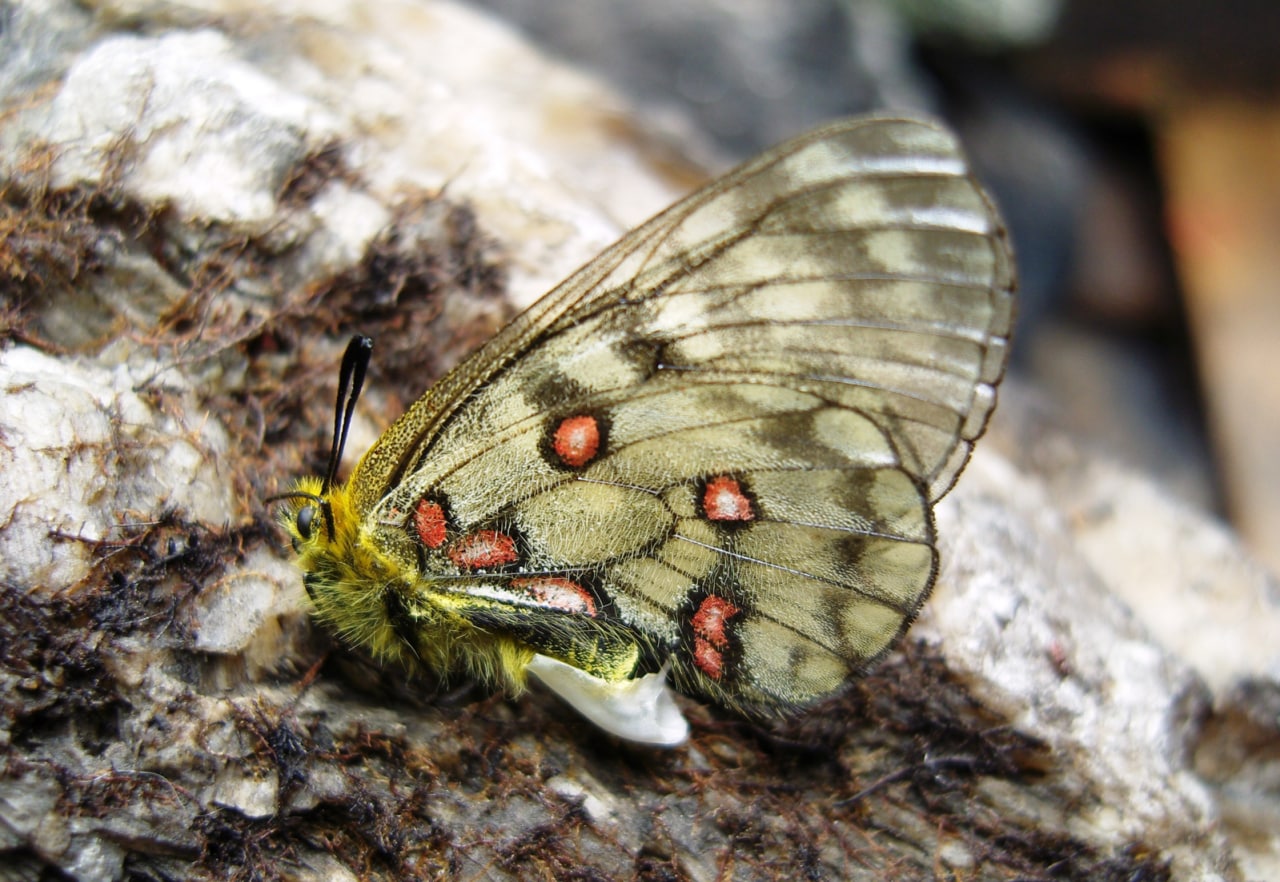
[279,476,537,694]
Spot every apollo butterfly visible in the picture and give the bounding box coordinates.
[277,116,1015,745]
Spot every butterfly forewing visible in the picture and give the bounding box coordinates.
[351,116,1013,717]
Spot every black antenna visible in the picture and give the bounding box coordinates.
[324,335,373,494]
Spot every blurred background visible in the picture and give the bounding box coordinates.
[465,0,1280,575]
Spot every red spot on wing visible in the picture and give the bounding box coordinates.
[413,499,448,549]
[693,595,739,648]
[448,530,518,570]
[552,415,601,467]
[691,594,740,680]
[512,576,597,616]
[702,476,755,522]
[693,638,725,679]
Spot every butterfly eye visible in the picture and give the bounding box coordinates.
[296,504,318,541]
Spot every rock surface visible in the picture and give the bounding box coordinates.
[1,2,1276,881]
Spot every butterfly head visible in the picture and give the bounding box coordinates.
[275,476,354,554]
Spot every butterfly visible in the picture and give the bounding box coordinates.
[277,115,1015,746]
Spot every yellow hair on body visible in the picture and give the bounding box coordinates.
[281,476,538,694]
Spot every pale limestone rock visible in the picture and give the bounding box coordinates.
[36,29,339,224]
[70,0,691,301]
[927,447,1230,878]
[189,547,301,660]
[208,763,279,819]
[1048,455,1279,692]
[0,346,233,592]
[982,387,1280,881]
